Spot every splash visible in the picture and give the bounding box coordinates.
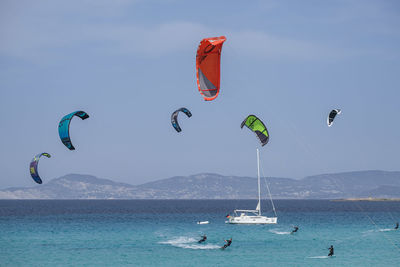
[159,236,220,250]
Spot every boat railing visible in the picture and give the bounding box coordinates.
[233,209,259,215]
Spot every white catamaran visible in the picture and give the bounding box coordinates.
[227,149,277,224]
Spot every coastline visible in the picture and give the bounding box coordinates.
[332,198,400,202]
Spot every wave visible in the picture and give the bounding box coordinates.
[269,229,291,235]
[159,236,220,250]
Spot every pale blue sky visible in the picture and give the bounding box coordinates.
[0,0,399,188]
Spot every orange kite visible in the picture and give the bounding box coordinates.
[196,36,226,101]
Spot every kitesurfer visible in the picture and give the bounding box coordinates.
[198,235,207,243]
[395,222,399,230]
[221,238,232,249]
[291,226,299,234]
[328,245,334,257]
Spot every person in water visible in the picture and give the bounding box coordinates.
[198,234,207,243]
[291,226,299,234]
[328,245,334,257]
[222,238,232,249]
[395,222,399,230]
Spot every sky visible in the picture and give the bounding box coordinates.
[0,0,399,188]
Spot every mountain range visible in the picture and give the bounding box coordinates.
[0,170,399,199]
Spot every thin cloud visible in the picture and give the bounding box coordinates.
[87,22,211,56]
[0,18,340,63]
[228,31,334,61]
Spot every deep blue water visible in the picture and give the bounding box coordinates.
[1,200,399,266]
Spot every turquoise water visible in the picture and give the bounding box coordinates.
[1,200,399,266]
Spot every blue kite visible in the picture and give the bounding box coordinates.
[58,111,89,150]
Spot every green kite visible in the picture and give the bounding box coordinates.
[241,115,269,146]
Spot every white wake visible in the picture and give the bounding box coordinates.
[159,236,220,250]
[269,229,291,235]
[379,228,395,232]
[362,228,395,234]
[308,256,334,259]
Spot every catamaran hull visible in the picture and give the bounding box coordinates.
[226,216,277,224]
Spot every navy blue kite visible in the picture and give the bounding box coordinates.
[171,108,192,132]
[29,153,51,184]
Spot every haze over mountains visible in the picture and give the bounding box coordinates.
[0,170,399,199]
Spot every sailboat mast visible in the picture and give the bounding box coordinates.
[257,148,261,216]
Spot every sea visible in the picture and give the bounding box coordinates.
[1,200,399,266]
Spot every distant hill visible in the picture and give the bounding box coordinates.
[0,171,399,199]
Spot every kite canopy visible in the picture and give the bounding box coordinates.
[241,115,269,146]
[196,36,226,101]
[327,109,341,127]
[58,111,89,150]
[171,107,192,132]
[29,153,51,184]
